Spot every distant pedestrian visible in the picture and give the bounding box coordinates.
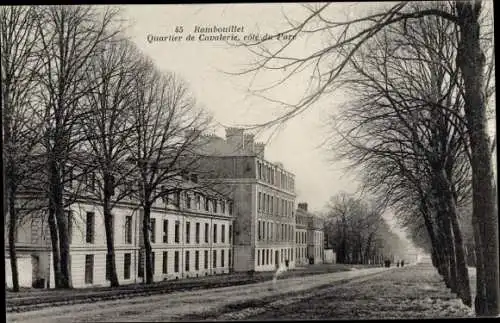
[397,261,400,267]
[401,260,405,267]
[271,261,288,290]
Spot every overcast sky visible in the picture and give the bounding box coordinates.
[118,3,493,250]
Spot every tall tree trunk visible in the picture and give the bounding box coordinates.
[443,168,472,307]
[471,210,487,314]
[443,212,458,293]
[456,2,499,316]
[51,159,71,289]
[47,207,61,288]
[436,218,453,289]
[143,203,154,284]
[103,176,119,287]
[450,206,472,306]
[8,184,19,292]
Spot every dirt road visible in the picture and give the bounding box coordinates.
[7,267,389,323]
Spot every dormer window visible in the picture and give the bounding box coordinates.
[205,197,209,212]
[196,194,201,209]
[191,174,198,183]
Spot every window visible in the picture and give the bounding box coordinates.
[205,197,209,211]
[270,196,274,214]
[262,221,266,241]
[175,191,181,207]
[150,219,156,243]
[204,250,209,269]
[85,255,94,284]
[229,250,232,268]
[267,222,270,240]
[86,212,95,243]
[221,224,226,243]
[174,251,179,273]
[258,192,262,211]
[186,221,190,243]
[214,201,218,213]
[205,223,209,243]
[266,195,270,213]
[175,220,180,243]
[213,250,217,268]
[261,248,265,264]
[151,252,155,274]
[125,216,133,244]
[213,224,217,243]
[124,253,131,279]
[185,251,190,271]
[195,222,200,243]
[196,194,201,209]
[229,202,233,215]
[266,249,269,265]
[258,220,261,240]
[163,220,169,243]
[191,173,198,183]
[138,251,144,277]
[195,251,199,270]
[229,225,232,243]
[221,250,225,267]
[186,193,192,209]
[163,251,168,274]
[221,201,226,214]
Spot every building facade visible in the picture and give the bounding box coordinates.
[5,181,234,289]
[198,128,297,272]
[295,203,309,266]
[296,203,325,265]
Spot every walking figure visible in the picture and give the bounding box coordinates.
[271,260,289,290]
[397,261,400,267]
[401,260,405,267]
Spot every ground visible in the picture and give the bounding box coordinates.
[6,263,474,322]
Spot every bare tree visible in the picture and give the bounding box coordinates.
[324,193,395,265]
[81,38,141,287]
[236,1,497,315]
[128,60,212,284]
[328,11,474,305]
[32,5,121,289]
[1,6,42,292]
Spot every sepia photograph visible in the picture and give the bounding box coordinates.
[2,1,498,321]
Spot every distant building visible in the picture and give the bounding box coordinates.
[296,203,324,265]
[197,128,297,272]
[295,203,309,265]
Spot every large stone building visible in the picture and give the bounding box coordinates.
[5,176,234,289]
[197,128,297,272]
[296,202,325,265]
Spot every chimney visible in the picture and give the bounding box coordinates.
[225,127,245,153]
[298,203,308,211]
[254,142,265,158]
[243,134,255,153]
[185,129,201,140]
